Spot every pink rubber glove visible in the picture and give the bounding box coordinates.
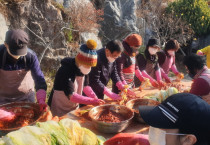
[197,51,204,56]
[155,69,162,82]
[70,93,104,105]
[171,64,179,75]
[135,69,145,82]
[83,86,98,99]
[116,81,125,90]
[142,70,158,87]
[36,89,47,112]
[104,87,121,100]
[122,80,127,85]
[160,68,171,83]
[0,109,15,121]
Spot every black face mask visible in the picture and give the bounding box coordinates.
[131,47,139,54]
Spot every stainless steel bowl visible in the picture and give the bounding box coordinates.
[126,99,160,123]
[0,102,45,135]
[89,104,134,133]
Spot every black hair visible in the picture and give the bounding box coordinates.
[183,54,206,72]
[106,40,124,53]
[165,39,180,51]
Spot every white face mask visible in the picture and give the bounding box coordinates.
[149,126,187,145]
[167,51,175,56]
[107,56,116,63]
[79,65,91,75]
[148,47,158,55]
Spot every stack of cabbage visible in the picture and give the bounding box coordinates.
[144,87,179,102]
[0,118,105,145]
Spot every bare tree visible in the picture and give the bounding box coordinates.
[64,0,104,41]
[136,0,194,47]
[23,23,79,64]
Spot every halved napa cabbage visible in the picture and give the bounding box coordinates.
[159,90,168,102]
[82,128,98,145]
[0,118,105,145]
[0,138,5,145]
[59,118,84,145]
[36,120,70,145]
[2,126,51,145]
[143,87,179,103]
[97,136,106,145]
[167,87,178,96]
[143,95,159,102]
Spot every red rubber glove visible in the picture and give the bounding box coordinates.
[36,89,47,112]
[104,133,150,145]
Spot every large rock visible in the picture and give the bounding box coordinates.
[100,0,139,44]
[91,0,105,9]
[63,0,89,8]
[28,0,65,56]
[2,0,68,70]
[0,13,8,44]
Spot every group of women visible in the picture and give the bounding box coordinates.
[0,29,209,118]
[48,34,187,117]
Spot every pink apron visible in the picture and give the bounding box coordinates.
[51,76,84,117]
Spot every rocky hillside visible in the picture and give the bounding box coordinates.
[0,0,209,71]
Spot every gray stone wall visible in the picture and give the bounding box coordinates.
[0,14,8,44]
[100,0,139,44]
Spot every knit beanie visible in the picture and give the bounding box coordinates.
[75,40,97,67]
[125,34,142,47]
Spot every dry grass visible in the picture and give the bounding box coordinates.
[43,70,57,99]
